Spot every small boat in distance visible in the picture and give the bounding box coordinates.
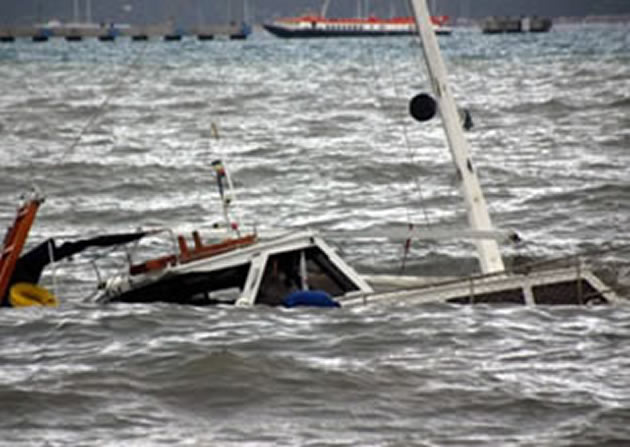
[481,16,553,34]
[263,15,452,38]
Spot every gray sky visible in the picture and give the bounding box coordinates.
[2,1,629,25]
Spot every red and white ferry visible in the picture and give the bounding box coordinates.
[263,15,452,38]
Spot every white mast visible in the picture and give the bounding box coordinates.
[408,0,505,274]
[86,0,92,24]
[243,0,250,24]
[73,0,80,23]
[321,0,331,17]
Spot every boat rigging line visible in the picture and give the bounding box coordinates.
[368,42,442,273]
[361,16,443,272]
[57,40,151,163]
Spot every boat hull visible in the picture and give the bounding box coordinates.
[344,267,618,307]
[263,15,452,39]
[263,23,416,38]
[101,268,618,308]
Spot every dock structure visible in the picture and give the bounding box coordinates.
[193,24,250,40]
[481,16,552,34]
[0,23,251,42]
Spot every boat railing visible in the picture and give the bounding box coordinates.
[89,227,177,286]
[364,251,616,304]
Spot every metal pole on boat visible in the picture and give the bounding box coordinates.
[243,0,250,24]
[222,164,241,237]
[408,0,505,274]
[86,0,92,24]
[211,159,241,237]
[321,0,332,18]
[73,0,79,24]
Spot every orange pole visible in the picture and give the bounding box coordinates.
[177,235,189,256]
[192,231,203,250]
[0,199,42,302]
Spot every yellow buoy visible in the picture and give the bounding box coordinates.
[9,283,58,308]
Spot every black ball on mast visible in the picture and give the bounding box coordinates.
[409,93,437,122]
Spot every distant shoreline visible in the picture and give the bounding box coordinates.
[455,14,630,27]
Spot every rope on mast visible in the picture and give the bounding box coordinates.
[360,13,436,271]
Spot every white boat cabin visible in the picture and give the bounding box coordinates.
[98,230,373,307]
[96,227,618,308]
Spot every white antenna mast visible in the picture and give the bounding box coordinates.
[73,0,80,23]
[86,0,92,24]
[209,124,242,237]
[408,0,505,274]
[321,0,331,17]
[243,0,250,23]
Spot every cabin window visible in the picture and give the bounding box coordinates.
[303,246,359,295]
[447,288,524,305]
[176,265,250,304]
[117,264,250,305]
[532,280,606,305]
[255,247,359,306]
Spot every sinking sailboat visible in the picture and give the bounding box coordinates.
[92,0,621,308]
[0,189,161,308]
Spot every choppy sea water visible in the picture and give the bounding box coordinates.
[1,25,630,446]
